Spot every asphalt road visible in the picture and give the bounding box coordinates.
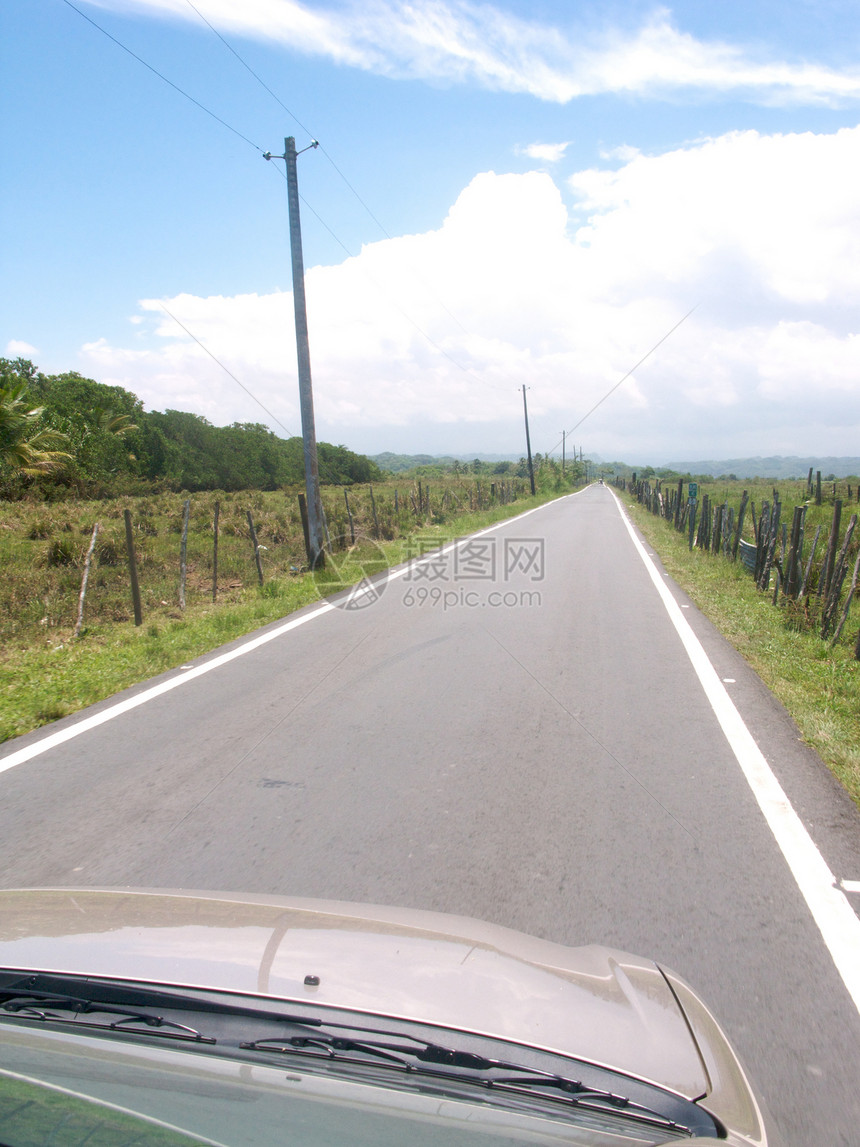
[2,485,859,1145]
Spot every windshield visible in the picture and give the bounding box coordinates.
[0,1027,694,1147]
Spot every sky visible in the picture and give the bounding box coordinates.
[2,0,860,464]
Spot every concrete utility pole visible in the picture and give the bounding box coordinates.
[522,385,536,496]
[266,136,325,567]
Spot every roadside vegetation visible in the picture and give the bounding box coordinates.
[0,357,384,499]
[0,463,580,745]
[615,475,860,807]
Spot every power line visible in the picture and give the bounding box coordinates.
[179,0,397,245]
[157,303,355,489]
[65,0,515,413]
[181,1,487,368]
[545,305,699,458]
[182,0,315,138]
[265,162,507,395]
[61,0,264,152]
[158,303,295,435]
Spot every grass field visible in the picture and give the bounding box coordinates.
[0,476,557,743]
[618,478,860,807]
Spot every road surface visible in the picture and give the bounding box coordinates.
[2,485,859,1145]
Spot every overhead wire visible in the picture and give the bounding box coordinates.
[543,305,700,460]
[157,303,295,438]
[60,0,342,475]
[61,0,264,153]
[64,0,692,459]
[65,0,507,428]
[265,164,499,390]
[180,0,495,368]
[157,302,358,490]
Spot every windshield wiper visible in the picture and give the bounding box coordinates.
[1,989,214,1044]
[239,1031,692,1134]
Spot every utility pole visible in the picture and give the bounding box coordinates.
[521,385,536,496]
[265,136,325,567]
[561,430,566,475]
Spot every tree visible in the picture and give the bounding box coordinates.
[0,383,71,478]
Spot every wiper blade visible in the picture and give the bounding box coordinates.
[1,990,214,1044]
[240,1032,508,1070]
[239,1031,691,1133]
[242,1034,411,1066]
[483,1075,692,1132]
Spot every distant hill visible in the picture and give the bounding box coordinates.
[663,456,860,479]
[372,452,521,472]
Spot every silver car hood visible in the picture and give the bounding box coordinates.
[0,888,708,1099]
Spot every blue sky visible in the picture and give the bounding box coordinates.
[3,0,860,462]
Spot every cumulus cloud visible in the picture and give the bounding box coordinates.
[85,0,860,105]
[5,340,40,358]
[81,125,860,459]
[519,142,571,163]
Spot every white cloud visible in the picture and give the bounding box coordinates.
[519,142,571,163]
[5,340,40,358]
[85,0,860,106]
[81,126,860,459]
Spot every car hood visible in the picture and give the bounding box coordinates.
[0,888,709,1099]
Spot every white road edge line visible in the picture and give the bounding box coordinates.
[0,491,581,779]
[612,490,860,1016]
[0,603,336,776]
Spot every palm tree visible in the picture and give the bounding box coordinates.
[0,384,72,475]
[94,407,139,438]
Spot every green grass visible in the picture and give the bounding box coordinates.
[620,489,860,807]
[0,479,572,744]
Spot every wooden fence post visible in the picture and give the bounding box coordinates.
[179,498,190,611]
[212,500,220,602]
[246,510,264,585]
[74,522,100,638]
[822,512,856,637]
[732,491,749,561]
[297,494,311,566]
[123,509,143,626]
[758,501,781,591]
[369,486,380,539]
[784,505,805,598]
[344,488,355,544]
[820,500,843,601]
[800,525,822,598]
[830,549,860,646]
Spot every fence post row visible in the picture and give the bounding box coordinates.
[627,477,860,657]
